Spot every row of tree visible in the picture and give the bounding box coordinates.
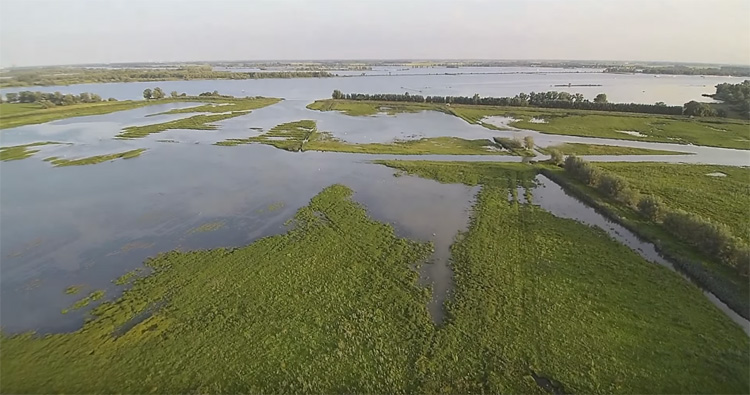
[330,90,685,115]
[4,91,115,107]
[1,66,334,88]
[604,65,750,77]
[563,156,749,277]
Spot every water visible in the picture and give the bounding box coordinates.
[2,67,743,105]
[1,70,748,333]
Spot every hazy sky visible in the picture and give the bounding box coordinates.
[1,0,748,67]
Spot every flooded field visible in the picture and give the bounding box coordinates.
[1,71,748,376]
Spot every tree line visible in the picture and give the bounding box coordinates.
[562,155,749,277]
[331,90,685,115]
[604,65,750,77]
[702,80,750,118]
[0,66,334,88]
[4,90,115,107]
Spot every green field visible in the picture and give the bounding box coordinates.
[44,149,147,166]
[447,105,750,150]
[3,179,747,393]
[597,163,750,242]
[0,141,62,161]
[538,143,690,156]
[153,97,281,115]
[0,96,281,130]
[306,99,750,150]
[216,119,510,155]
[306,99,446,116]
[542,165,749,319]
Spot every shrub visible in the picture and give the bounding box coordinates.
[597,174,628,198]
[549,149,564,166]
[523,136,535,150]
[637,195,665,221]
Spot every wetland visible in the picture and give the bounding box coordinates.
[1,69,749,393]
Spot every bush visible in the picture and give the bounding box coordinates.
[549,149,564,166]
[523,136,535,150]
[637,195,665,221]
[597,174,628,198]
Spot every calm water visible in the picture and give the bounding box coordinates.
[1,70,748,334]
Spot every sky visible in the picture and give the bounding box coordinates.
[1,0,749,67]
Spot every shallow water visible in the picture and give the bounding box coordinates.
[1,71,748,334]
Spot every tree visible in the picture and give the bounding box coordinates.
[523,136,535,150]
[5,92,18,103]
[152,87,165,99]
[683,101,717,117]
[655,101,666,106]
[331,90,344,99]
[143,88,152,100]
[171,91,179,98]
[594,93,608,103]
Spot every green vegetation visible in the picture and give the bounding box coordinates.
[0,142,61,161]
[597,163,750,242]
[44,149,146,167]
[118,113,244,139]
[705,80,750,119]
[325,91,684,115]
[217,120,509,155]
[187,221,225,234]
[1,185,435,393]
[308,99,750,149]
[0,94,281,130]
[604,65,750,77]
[0,102,42,115]
[3,176,748,392]
[154,96,281,115]
[4,90,110,108]
[0,66,333,88]
[64,285,82,295]
[492,137,534,156]
[216,120,316,151]
[538,143,689,156]
[0,100,166,129]
[306,99,444,116]
[546,159,749,317]
[61,290,105,314]
[114,269,143,286]
[377,160,749,393]
[449,105,750,150]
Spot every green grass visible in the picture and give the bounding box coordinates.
[306,100,750,150]
[0,102,43,116]
[1,185,434,393]
[217,119,511,155]
[44,149,147,167]
[2,178,748,392]
[447,105,750,150]
[0,141,61,161]
[306,99,446,116]
[187,221,225,234]
[61,290,105,314]
[0,96,281,130]
[64,285,83,295]
[377,160,749,393]
[217,120,317,151]
[154,97,281,115]
[117,113,249,139]
[538,143,690,156]
[597,163,750,242]
[542,166,749,320]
